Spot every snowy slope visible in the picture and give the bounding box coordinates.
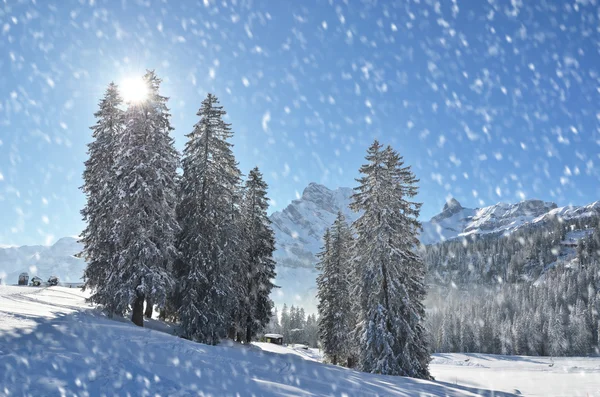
[534,201,600,224]
[0,237,85,285]
[0,285,517,397]
[532,228,596,286]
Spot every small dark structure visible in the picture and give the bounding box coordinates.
[18,272,29,286]
[264,333,283,345]
[47,276,59,286]
[31,276,43,287]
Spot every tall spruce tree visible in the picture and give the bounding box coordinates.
[317,212,354,365]
[239,167,277,342]
[109,70,179,326]
[174,93,242,344]
[81,83,124,314]
[350,141,431,378]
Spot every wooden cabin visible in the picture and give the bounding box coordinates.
[264,333,283,345]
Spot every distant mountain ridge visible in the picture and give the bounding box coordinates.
[267,184,600,311]
[270,183,358,270]
[420,198,559,245]
[270,184,598,269]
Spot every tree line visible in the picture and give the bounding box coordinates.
[265,304,319,348]
[426,216,600,356]
[81,71,276,345]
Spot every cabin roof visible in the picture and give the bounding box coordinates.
[264,333,283,339]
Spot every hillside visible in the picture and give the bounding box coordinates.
[419,198,558,245]
[0,285,521,397]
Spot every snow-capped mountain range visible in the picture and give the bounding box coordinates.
[268,184,600,311]
[271,183,600,271]
[421,198,557,245]
[2,182,600,312]
[270,183,357,269]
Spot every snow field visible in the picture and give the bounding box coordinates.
[0,286,519,397]
[430,353,600,397]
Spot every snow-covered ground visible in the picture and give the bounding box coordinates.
[257,342,324,362]
[0,286,521,397]
[431,354,600,397]
[1,287,598,397]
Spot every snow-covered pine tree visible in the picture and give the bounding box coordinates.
[305,314,319,348]
[317,212,354,365]
[81,82,124,315]
[317,229,332,344]
[110,70,179,327]
[239,167,277,343]
[174,93,242,344]
[350,141,431,379]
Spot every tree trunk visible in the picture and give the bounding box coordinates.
[245,321,252,344]
[144,298,153,318]
[332,354,337,366]
[347,356,355,368]
[227,326,237,341]
[132,294,145,327]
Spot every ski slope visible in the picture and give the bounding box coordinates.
[0,286,518,397]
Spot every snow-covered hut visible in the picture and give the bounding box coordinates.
[264,333,283,345]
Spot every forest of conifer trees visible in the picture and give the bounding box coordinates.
[81,72,276,345]
[81,74,433,379]
[426,218,600,356]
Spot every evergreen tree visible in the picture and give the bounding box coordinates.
[81,83,124,314]
[238,167,277,342]
[549,308,568,356]
[110,70,179,326]
[174,93,242,344]
[317,213,354,365]
[305,314,320,348]
[350,141,431,378]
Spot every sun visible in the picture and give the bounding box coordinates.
[120,76,149,103]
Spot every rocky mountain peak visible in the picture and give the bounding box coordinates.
[301,183,331,201]
[430,198,466,224]
[443,198,462,212]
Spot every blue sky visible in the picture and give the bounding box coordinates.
[0,0,598,246]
